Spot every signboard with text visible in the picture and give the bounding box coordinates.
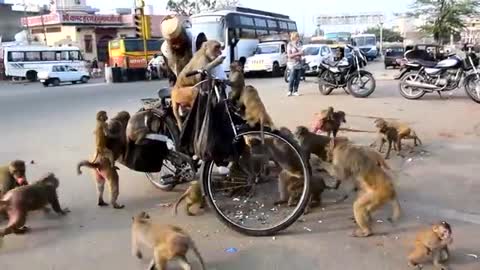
[317,13,384,26]
[21,12,123,27]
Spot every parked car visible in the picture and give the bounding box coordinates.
[384,46,405,69]
[302,44,332,75]
[244,41,287,77]
[38,65,90,87]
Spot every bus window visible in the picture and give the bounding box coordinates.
[8,52,25,62]
[147,40,162,51]
[288,22,297,31]
[110,40,121,50]
[240,16,255,27]
[124,40,143,52]
[56,51,69,61]
[42,51,56,61]
[254,18,267,28]
[69,51,83,61]
[267,19,278,29]
[25,51,41,61]
[240,29,256,38]
[279,21,288,30]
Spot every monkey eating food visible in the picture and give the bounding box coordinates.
[0,160,28,197]
[131,211,206,270]
[173,181,205,216]
[325,138,401,237]
[408,221,452,270]
[77,157,124,209]
[0,173,69,238]
[171,40,226,128]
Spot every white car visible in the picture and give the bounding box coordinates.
[302,44,332,75]
[244,41,287,76]
[38,65,90,87]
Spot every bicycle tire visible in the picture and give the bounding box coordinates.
[201,129,311,236]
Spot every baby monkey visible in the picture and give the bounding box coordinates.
[173,181,205,216]
[408,221,452,270]
[131,211,206,270]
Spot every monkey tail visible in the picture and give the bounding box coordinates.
[388,198,402,224]
[77,160,100,175]
[173,189,189,216]
[189,239,206,270]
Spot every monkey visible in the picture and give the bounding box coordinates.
[171,40,226,128]
[374,118,422,148]
[106,111,131,160]
[363,147,391,170]
[173,181,205,216]
[312,106,335,134]
[91,110,115,167]
[131,211,206,270]
[0,173,69,237]
[77,157,124,209]
[228,60,245,107]
[0,160,28,197]
[408,221,452,270]
[295,126,336,162]
[239,85,274,129]
[322,110,347,139]
[126,110,154,145]
[325,138,402,237]
[278,126,295,140]
[371,118,401,159]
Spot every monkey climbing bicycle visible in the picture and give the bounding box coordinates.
[181,69,311,236]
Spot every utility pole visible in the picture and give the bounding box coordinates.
[379,22,384,56]
[134,0,148,64]
[23,0,31,44]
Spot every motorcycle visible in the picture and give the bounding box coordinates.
[317,44,376,98]
[398,50,480,103]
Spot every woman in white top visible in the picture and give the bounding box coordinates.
[286,32,304,96]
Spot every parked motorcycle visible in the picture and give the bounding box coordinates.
[317,44,376,98]
[398,50,480,103]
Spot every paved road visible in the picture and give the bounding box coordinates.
[1,65,479,269]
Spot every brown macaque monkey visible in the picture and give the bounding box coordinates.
[295,126,337,162]
[322,110,347,139]
[173,181,205,216]
[106,111,131,160]
[239,85,274,129]
[131,211,206,270]
[325,138,402,237]
[126,110,153,145]
[77,157,124,209]
[172,40,226,128]
[408,221,452,270]
[92,110,115,167]
[278,126,295,140]
[312,106,335,134]
[371,118,401,159]
[0,160,28,197]
[375,118,423,147]
[229,60,245,106]
[363,147,391,170]
[0,173,69,237]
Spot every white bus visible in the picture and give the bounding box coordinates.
[190,7,298,73]
[351,33,378,61]
[2,45,87,81]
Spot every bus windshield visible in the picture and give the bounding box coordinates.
[255,45,279,54]
[124,40,162,52]
[191,18,225,42]
[353,36,376,47]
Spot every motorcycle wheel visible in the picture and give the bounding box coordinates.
[464,74,480,104]
[144,115,181,191]
[347,71,376,98]
[284,68,290,83]
[318,70,334,95]
[398,72,427,100]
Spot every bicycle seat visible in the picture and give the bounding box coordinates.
[157,87,171,99]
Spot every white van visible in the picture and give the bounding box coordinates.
[302,44,332,75]
[244,41,287,76]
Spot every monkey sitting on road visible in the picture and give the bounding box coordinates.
[239,85,274,130]
[325,138,401,237]
[173,181,205,216]
[131,211,206,270]
[408,221,452,270]
[172,40,226,128]
[77,156,124,209]
[0,173,69,238]
[0,160,28,197]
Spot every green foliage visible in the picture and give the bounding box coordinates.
[166,0,217,16]
[409,0,480,43]
[364,27,404,42]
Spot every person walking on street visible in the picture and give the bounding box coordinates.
[287,32,303,96]
[91,58,100,78]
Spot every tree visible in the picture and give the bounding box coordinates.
[409,0,480,44]
[166,0,217,16]
[216,0,241,8]
[365,27,404,42]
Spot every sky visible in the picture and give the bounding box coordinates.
[8,0,415,35]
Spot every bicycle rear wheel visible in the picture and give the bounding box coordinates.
[201,130,310,236]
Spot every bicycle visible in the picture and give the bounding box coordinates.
[180,69,311,236]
